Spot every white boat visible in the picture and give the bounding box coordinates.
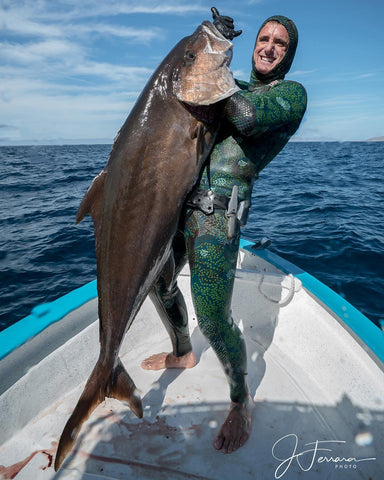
[0,238,383,480]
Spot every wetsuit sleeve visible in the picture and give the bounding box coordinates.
[223,81,307,137]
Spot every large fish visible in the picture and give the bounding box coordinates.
[54,21,238,470]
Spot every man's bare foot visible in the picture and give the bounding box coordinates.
[141,351,196,370]
[213,396,253,454]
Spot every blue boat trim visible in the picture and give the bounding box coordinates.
[240,238,384,365]
[1,240,383,365]
[0,280,98,361]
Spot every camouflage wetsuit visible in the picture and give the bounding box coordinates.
[150,16,307,404]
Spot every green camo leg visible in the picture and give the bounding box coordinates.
[185,209,248,403]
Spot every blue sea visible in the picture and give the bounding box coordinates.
[1,142,383,332]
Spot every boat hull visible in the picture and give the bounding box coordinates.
[0,243,383,479]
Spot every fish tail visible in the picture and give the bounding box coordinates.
[54,362,105,471]
[54,358,142,471]
[106,357,143,418]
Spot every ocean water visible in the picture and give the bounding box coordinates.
[0,142,383,332]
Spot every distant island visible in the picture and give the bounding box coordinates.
[366,136,384,142]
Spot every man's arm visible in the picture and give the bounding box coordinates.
[223,81,307,137]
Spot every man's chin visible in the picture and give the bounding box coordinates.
[255,65,274,75]
[255,58,276,75]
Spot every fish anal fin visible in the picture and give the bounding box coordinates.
[76,169,106,225]
[54,358,142,471]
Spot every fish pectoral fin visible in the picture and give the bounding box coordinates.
[189,121,202,140]
[54,358,142,471]
[106,357,143,419]
[193,123,205,165]
[76,169,106,225]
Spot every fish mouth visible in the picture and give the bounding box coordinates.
[201,21,234,59]
[201,20,232,44]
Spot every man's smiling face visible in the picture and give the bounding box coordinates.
[253,22,289,76]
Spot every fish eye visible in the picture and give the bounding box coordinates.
[185,50,196,63]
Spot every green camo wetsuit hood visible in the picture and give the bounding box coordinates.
[250,15,298,87]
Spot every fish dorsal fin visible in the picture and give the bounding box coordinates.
[76,169,106,261]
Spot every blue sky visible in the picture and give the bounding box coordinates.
[1,0,383,144]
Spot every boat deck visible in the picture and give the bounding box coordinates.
[1,247,383,479]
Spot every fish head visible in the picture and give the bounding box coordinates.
[174,21,239,106]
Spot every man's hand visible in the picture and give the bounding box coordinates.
[211,7,242,40]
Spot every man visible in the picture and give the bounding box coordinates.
[141,8,307,454]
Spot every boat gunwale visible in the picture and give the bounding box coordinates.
[0,239,382,368]
[239,238,384,369]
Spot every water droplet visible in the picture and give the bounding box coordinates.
[355,431,373,446]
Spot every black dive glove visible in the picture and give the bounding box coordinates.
[211,7,242,40]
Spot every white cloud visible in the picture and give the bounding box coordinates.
[352,73,376,80]
[43,0,207,20]
[309,94,383,111]
[72,24,162,43]
[300,94,384,141]
[2,5,164,44]
[0,70,144,98]
[0,39,83,65]
[232,69,248,79]
[0,86,135,141]
[290,69,317,77]
[72,62,153,83]
[3,0,381,143]
[0,1,162,143]
[5,0,207,23]
[2,9,63,37]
